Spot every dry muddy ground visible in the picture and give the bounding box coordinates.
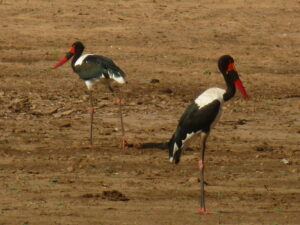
[0,0,299,224]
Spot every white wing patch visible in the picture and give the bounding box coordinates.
[173,142,179,152]
[108,70,126,84]
[171,131,198,158]
[74,54,93,66]
[112,75,126,84]
[195,87,225,109]
[182,132,195,145]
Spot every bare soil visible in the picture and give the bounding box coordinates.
[0,0,299,224]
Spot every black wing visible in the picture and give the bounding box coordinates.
[74,55,126,81]
[169,100,221,163]
[178,100,221,135]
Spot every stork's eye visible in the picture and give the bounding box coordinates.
[226,63,236,72]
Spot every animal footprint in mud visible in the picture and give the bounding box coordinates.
[81,190,129,201]
[102,190,129,201]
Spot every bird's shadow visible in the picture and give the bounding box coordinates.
[137,142,168,150]
[136,142,196,152]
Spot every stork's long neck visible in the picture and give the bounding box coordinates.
[222,73,236,102]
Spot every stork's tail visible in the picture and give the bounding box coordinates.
[107,67,126,84]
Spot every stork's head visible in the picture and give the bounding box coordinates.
[218,55,249,99]
[54,41,85,69]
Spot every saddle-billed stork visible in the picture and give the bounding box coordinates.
[168,55,249,214]
[54,41,127,149]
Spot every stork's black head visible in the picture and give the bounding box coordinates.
[54,41,85,69]
[218,55,235,74]
[218,55,249,99]
[71,41,85,54]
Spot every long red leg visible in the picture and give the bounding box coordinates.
[106,80,127,150]
[198,132,214,214]
[89,91,95,148]
[116,98,127,150]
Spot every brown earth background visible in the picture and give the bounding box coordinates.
[0,0,300,224]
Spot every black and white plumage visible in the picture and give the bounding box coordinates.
[168,89,223,164]
[72,53,126,90]
[168,55,249,214]
[54,41,127,149]
[55,42,126,89]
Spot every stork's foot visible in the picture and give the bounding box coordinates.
[88,107,95,114]
[115,98,123,106]
[198,208,214,214]
[198,160,205,170]
[120,136,128,150]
